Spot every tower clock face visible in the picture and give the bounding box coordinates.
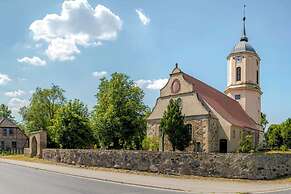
[234,56,242,63]
[171,79,181,94]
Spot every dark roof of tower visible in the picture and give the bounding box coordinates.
[182,73,258,130]
[231,5,256,54]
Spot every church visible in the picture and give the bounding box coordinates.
[146,12,263,153]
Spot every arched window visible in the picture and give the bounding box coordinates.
[236,67,241,81]
[256,70,259,84]
[186,124,192,140]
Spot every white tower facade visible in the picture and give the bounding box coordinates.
[225,8,262,124]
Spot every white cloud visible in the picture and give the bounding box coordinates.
[46,38,80,61]
[135,9,150,26]
[17,56,47,66]
[135,79,168,90]
[92,71,107,79]
[29,0,122,61]
[8,98,29,114]
[5,90,26,97]
[0,73,11,85]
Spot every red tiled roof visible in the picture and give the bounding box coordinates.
[182,73,258,130]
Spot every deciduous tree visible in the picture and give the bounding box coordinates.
[20,85,65,147]
[0,104,14,120]
[91,73,148,149]
[50,99,94,149]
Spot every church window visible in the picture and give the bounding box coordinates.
[235,94,241,100]
[186,124,192,140]
[256,70,259,84]
[236,67,241,81]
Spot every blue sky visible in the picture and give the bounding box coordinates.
[0,0,290,125]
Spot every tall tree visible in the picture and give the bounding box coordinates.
[91,73,148,149]
[0,104,14,120]
[20,85,65,146]
[50,99,94,149]
[160,98,191,151]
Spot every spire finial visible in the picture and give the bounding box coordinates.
[240,4,248,42]
[175,63,178,68]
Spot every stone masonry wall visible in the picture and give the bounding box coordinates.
[43,149,291,180]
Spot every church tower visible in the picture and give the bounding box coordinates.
[225,6,262,124]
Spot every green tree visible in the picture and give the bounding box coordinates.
[265,124,283,149]
[260,112,269,131]
[281,118,291,148]
[0,104,14,120]
[20,85,65,147]
[91,73,148,149]
[238,134,254,153]
[50,99,94,149]
[160,98,191,151]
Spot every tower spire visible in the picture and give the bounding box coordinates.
[240,4,248,42]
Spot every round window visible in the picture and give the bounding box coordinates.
[171,79,181,94]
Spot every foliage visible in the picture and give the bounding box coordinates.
[50,99,94,149]
[238,134,254,153]
[280,145,288,152]
[20,85,65,147]
[160,98,191,151]
[265,124,283,148]
[265,118,291,150]
[91,73,149,150]
[142,136,159,151]
[260,112,269,131]
[0,104,14,120]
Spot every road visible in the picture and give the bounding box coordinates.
[0,161,290,194]
[0,162,181,194]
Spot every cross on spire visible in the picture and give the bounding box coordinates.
[240,4,248,42]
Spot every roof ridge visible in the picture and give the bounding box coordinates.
[181,72,258,130]
[182,72,239,103]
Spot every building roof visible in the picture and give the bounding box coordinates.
[232,40,256,54]
[0,117,18,128]
[182,73,258,130]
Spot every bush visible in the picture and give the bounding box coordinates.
[280,145,288,152]
[238,134,254,153]
[142,136,159,151]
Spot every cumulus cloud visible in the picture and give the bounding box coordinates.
[135,9,150,26]
[5,90,26,97]
[135,79,168,90]
[0,73,11,85]
[17,56,47,66]
[92,71,107,79]
[29,0,122,61]
[8,98,28,114]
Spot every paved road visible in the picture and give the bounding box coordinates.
[0,161,290,194]
[0,162,181,194]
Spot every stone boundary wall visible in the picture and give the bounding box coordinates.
[42,149,291,180]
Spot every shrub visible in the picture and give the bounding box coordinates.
[142,136,159,151]
[238,134,254,153]
[280,145,288,152]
